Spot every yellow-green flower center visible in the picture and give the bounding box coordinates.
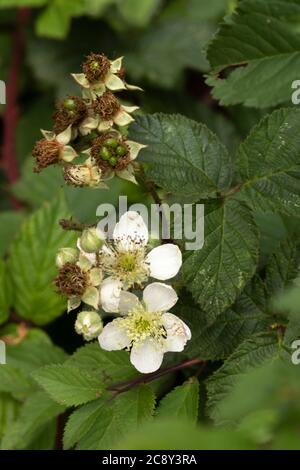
[119,304,165,345]
[100,245,150,288]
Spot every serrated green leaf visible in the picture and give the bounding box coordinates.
[33,365,104,406]
[1,391,64,450]
[8,194,77,325]
[0,366,35,401]
[206,0,300,107]
[265,239,300,295]
[130,113,232,202]
[234,108,300,216]
[126,19,212,87]
[77,385,155,450]
[183,199,259,321]
[13,158,64,209]
[156,379,199,422]
[206,332,281,424]
[0,393,20,444]
[6,338,67,374]
[65,342,136,384]
[63,397,106,450]
[0,258,12,325]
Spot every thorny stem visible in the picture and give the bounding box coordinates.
[107,357,206,396]
[2,8,30,210]
[59,218,93,232]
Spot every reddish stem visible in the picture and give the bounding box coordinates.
[107,357,206,395]
[2,8,30,210]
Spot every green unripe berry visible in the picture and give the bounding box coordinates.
[64,99,77,111]
[109,157,118,167]
[104,138,118,149]
[91,60,99,70]
[116,145,127,157]
[99,146,111,160]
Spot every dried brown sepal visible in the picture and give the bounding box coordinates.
[82,53,111,83]
[53,95,88,134]
[54,262,87,297]
[92,91,120,120]
[32,138,60,173]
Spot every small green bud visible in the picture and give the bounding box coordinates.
[109,156,118,166]
[99,146,111,160]
[56,247,78,269]
[64,98,77,111]
[116,145,127,157]
[75,311,103,341]
[104,138,118,149]
[80,227,104,253]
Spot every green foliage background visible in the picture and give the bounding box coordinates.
[0,0,300,450]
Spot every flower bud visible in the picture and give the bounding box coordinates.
[56,247,78,268]
[80,227,105,253]
[75,311,103,341]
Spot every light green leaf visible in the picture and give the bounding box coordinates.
[206,0,300,107]
[1,391,64,450]
[8,194,77,324]
[0,366,35,401]
[65,342,136,384]
[126,19,212,87]
[183,199,259,321]
[0,393,20,444]
[0,258,12,325]
[33,365,104,406]
[63,397,106,450]
[0,212,25,257]
[0,0,46,6]
[36,0,85,39]
[115,419,254,450]
[206,332,281,424]
[117,0,161,27]
[130,113,232,202]
[77,385,155,450]
[156,379,199,422]
[235,108,300,216]
[13,158,64,208]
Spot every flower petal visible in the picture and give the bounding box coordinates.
[130,339,164,373]
[143,282,178,313]
[116,167,138,185]
[125,83,143,92]
[56,125,72,145]
[127,140,147,161]
[162,312,191,352]
[61,145,77,162]
[119,291,139,315]
[113,211,148,249]
[79,116,99,136]
[41,129,55,141]
[122,105,139,113]
[110,57,123,73]
[71,73,90,88]
[67,296,81,312]
[98,120,114,131]
[100,277,123,313]
[114,110,134,127]
[146,244,182,281]
[82,286,100,310]
[98,320,130,351]
[89,268,102,287]
[105,72,126,91]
